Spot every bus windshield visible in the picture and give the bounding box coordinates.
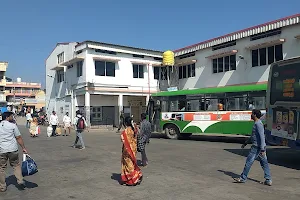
[270,63,300,105]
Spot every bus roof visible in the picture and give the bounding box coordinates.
[152,83,267,97]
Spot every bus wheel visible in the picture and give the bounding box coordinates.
[179,133,192,140]
[165,124,179,139]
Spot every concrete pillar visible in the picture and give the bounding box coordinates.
[118,94,123,124]
[85,91,91,126]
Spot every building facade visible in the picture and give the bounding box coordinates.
[158,14,300,91]
[5,78,45,112]
[0,62,8,104]
[46,41,162,126]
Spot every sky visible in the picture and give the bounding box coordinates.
[0,0,299,88]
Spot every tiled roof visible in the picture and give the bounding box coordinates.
[174,14,300,56]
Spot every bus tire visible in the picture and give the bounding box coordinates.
[179,133,192,140]
[165,124,179,139]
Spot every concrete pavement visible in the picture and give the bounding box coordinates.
[0,123,300,200]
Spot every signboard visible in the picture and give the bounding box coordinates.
[271,107,298,140]
[270,63,300,104]
[167,87,178,92]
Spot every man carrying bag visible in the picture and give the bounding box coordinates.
[0,112,28,192]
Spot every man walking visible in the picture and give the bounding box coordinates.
[72,110,88,150]
[116,111,125,133]
[0,112,28,192]
[50,111,58,137]
[63,112,71,136]
[139,113,152,167]
[233,109,272,186]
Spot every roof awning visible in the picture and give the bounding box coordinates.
[206,50,238,59]
[50,56,84,70]
[60,56,85,66]
[50,65,64,71]
[245,38,285,50]
[174,59,197,67]
[131,61,162,66]
[93,56,120,62]
[295,35,300,39]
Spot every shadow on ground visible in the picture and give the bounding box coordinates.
[217,170,261,183]
[6,175,38,190]
[151,133,247,144]
[224,148,300,170]
[111,173,122,185]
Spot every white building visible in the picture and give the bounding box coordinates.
[46,41,162,126]
[159,14,300,91]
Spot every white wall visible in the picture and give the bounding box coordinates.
[178,23,300,90]
[85,49,159,91]
[45,42,78,116]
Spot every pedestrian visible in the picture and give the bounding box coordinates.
[72,110,88,150]
[138,113,151,167]
[120,116,143,186]
[25,111,32,128]
[29,117,39,137]
[116,111,125,133]
[50,111,59,137]
[233,109,272,186]
[0,112,28,192]
[63,112,71,136]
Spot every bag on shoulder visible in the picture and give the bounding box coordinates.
[76,117,85,130]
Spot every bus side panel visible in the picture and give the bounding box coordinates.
[220,121,254,135]
[160,120,191,132]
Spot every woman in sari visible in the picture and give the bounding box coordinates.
[120,116,143,186]
[29,117,39,137]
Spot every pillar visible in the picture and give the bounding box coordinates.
[85,91,91,126]
[118,94,123,125]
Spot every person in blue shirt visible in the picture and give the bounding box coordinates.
[233,109,272,186]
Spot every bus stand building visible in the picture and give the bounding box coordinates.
[157,14,300,111]
[46,14,300,128]
[45,41,162,127]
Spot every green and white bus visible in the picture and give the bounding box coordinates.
[147,83,267,139]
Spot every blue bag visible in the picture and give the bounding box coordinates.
[21,154,38,177]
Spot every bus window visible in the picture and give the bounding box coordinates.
[161,100,168,112]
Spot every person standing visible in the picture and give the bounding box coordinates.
[116,111,125,133]
[0,112,28,192]
[138,113,152,167]
[233,109,272,186]
[72,110,88,150]
[120,116,143,186]
[25,111,32,128]
[63,112,71,136]
[50,111,59,137]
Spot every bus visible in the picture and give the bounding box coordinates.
[265,56,300,149]
[147,83,267,139]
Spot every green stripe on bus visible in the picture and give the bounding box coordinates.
[152,83,267,97]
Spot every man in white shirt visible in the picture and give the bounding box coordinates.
[63,112,71,136]
[26,111,32,128]
[50,111,59,137]
[0,112,28,192]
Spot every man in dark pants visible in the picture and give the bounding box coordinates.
[233,109,272,186]
[50,111,58,137]
[139,113,152,166]
[116,111,125,133]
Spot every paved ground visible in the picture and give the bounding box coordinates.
[1,119,300,200]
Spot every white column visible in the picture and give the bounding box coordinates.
[85,91,91,126]
[146,94,150,105]
[118,94,123,113]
